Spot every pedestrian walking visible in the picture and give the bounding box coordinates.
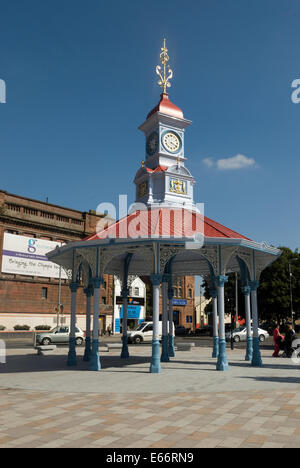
[273,324,284,357]
[284,324,296,358]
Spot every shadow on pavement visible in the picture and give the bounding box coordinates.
[241,376,300,385]
[0,354,152,374]
[227,361,300,371]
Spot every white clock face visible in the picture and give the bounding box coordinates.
[162,132,181,153]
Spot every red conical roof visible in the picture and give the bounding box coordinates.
[85,208,251,241]
[147,93,184,120]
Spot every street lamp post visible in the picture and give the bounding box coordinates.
[227,297,235,350]
[199,285,203,327]
[289,258,298,328]
[57,265,62,329]
[235,272,239,327]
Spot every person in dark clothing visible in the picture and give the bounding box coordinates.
[284,325,296,358]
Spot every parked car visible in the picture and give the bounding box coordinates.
[195,326,213,337]
[127,321,175,344]
[35,326,85,346]
[225,326,269,343]
[175,325,189,336]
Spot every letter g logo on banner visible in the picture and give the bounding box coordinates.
[28,239,37,254]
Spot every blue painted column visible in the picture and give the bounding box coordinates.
[211,289,219,358]
[150,274,162,373]
[168,286,175,358]
[243,286,253,362]
[67,282,79,367]
[216,275,229,371]
[83,286,93,362]
[161,281,169,362]
[121,254,132,359]
[90,278,102,371]
[250,280,262,367]
[121,285,130,359]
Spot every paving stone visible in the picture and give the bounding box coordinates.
[1,347,300,448]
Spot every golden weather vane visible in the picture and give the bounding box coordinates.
[156,38,173,94]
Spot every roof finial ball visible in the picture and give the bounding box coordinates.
[141,160,145,168]
[156,38,173,94]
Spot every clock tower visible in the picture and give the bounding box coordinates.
[134,40,196,210]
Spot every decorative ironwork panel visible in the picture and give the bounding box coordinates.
[159,245,182,274]
[200,246,218,275]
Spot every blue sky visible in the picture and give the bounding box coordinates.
[0,0,299,250]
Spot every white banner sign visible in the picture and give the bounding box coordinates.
[1,233,68,279]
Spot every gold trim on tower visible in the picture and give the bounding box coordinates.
[170,178,187,195]
[138,181,148,198]
[156,39,173,94]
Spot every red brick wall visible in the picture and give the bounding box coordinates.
[0,276,113,316]
[0,190,114,318]
[165,275,195,329]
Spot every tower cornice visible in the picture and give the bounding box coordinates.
[139,111,192,135]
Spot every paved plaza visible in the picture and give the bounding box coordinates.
[0,345,300,448]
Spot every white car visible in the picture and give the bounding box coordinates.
[225,326,269,343]
[35,326,85,346]
[127,321,175,344]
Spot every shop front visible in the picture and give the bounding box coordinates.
[115,305,144,333]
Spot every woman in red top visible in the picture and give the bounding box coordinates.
[273,324,283,357]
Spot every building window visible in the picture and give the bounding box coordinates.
[42,288,48,300]
[6,203,21,213]
[24,207,38,216]
[188,289,192,299]
[173,288,178,298]
[41,211,54,220]
[101,297,107,305]
[134,287,139,296]
[57,215,69,223]
[71,218,83,225]
[102,281,107,290]
[178,288,182,298]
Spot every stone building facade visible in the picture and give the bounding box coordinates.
[169,276,195,330]
[0,190,114,331]
[142,276,195,330]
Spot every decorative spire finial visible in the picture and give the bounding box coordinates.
[156,38,173,94]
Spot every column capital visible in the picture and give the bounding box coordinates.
[162,273,171,283]
[93,277,103,289]
[84,286,94,297]
[249,280,259,291]
[69,282,79,293]
[216,275,228,287]
[151,274,163,286]
[242,286,251,296]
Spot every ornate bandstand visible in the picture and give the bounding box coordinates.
[47,40,281,373]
